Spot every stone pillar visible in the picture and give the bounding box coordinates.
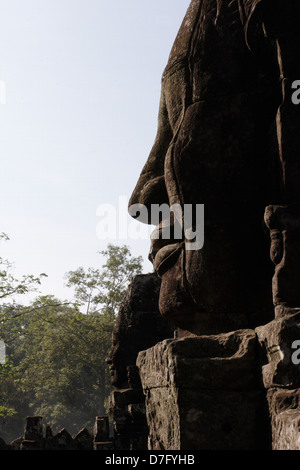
[20,416,44,450]
[264,205,300,311]
[93,416,113,450]
[255,205,300,450]
[108,387,147,450]
[107,273,174,450]
[137,329,270,450]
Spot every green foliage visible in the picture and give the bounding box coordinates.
[14,299,113,433]
[65,244,143,317]
[0,241,143,442]
[0,234,48,440]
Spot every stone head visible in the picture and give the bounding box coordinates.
[129,0,282,334]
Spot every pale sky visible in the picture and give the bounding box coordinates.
[0,0,191,302]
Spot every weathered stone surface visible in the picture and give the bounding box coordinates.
[93,416,114,450]
[145,387,180,451]
[267,388,300,450]
[110,389,144,410]
[10,437,23,450]
[73,428,93,450]
[107,273,174,450]
[127,403,146,420]
[106,273,174,389]
[138,330,270,450]
[0,416,112,450]
[137,329,260,390]
[94,441,114,450]
[260,205,300,449]
[264,205,300,310]
[0,437,10,450]
[93,416,109,443]
[20,416,44,450]
[256,310,300,389]
[146,388,267,451]
[54,428,74,450]
[24,416,43,441]
[20,440,40,450]
[180,390,266,451]
[128,0,291,335]
[108,389,147,449]
[124,0,300,451]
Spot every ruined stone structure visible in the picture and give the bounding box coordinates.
[106,273,174,450]
[0,416,113,450]
[125,0,300,450]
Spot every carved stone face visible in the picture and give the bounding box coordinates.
[129,0,281,334]
[264,204,300,312]
[106,273,173,387]
[106,316,128,389]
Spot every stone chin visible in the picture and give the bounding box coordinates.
[154,240,255,336]
[152,243,200,331]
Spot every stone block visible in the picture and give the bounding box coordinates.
[137,329,269,450]
[94,441,114,450]
[110,388,144,410]
[146,388,266,450]
[94,416,109,442]
[256,310,300,388]
[73,428,93,450]
[20,440,40,450]
[138,329,260,390]
[24,416,43,441]
[267,388,300,450]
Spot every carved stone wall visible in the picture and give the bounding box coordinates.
[127,0,300,452]
[137,330,271,450]
[106,273,174,450]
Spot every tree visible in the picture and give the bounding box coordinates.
[63,244,143,415]
[0,233,46,305]
[65,244,143,317]
[0,233,48,441]
[15,298,113,433]
[0,243,144,440]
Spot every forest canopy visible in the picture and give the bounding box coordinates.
[0,236,142,443]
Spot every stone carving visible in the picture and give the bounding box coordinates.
[266,389,300,451]
[128,0,295,335]
[264,205,300,313]
[106,273,174,450]
[137,329,270,450]
[106,273,173,390]
[127,0,300,451]
[256,204,300,449]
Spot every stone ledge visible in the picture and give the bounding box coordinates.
[256,311,300,389]
[137,328,260,391]
[136,328,269,450]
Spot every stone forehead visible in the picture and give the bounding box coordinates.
[163,0,202,76]
[162,0,261,78]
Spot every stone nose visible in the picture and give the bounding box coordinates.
[128,87,173,223]
[128,174,169,225]
[105,354,113,365]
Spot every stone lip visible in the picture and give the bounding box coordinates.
[264,204,300,231]
[137,329,260,391]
